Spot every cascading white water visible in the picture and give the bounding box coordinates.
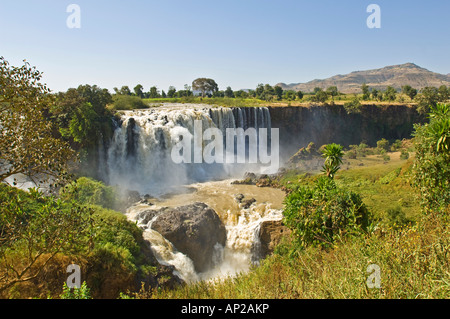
[126,179,285,283]
[102,104,272,196]
[102,104,281,283]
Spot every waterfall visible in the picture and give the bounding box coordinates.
[101,105,273,196]
[126,179,284,283]
[100,104,279,282]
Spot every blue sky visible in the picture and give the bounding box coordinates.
[1,0,449,93]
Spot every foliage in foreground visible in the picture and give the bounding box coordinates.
[59,176,119,210]
[0,57,74,187]
[412,103,450,213]
[0,184,92,294]
[0,182,161,299]
[283,176,372,249]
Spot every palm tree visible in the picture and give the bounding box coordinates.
[321,143,344,179]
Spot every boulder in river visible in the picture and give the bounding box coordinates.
[151,202,227,273]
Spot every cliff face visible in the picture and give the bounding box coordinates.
[268,104,425,160]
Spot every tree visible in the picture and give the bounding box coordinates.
[361,83,370,101]
[224,86,234,98]
[212,90,225,98]
[284,90,297,101]
[297,90,304,100]
[133,84,144,98]
[438,85,449,102]
[416,86,439,114]
[321,143,344,179]
[384,86,397,102]
[371,88,379,100]
[311,88,328,103]
[148,86,159,98]
[384,86,396,101]
[326,86,339,100]
[68,102,99,146]
[255,84,264,98]
[402,85,418,100]
[167,86,177,98]
[234,90,248,98]
[343,97,362,114]
[192,78,218,97]
[274,85,283,101]
[54,85,113,150]
[0,57,75,187]
[119,86,131,96]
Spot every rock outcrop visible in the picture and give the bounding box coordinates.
[150,202,227,273]
[252,220,291,260]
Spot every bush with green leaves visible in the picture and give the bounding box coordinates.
[376,138,390,152]
[411,103,450,213]
[283,177,372,249]
[0,184,93,294]
[400,149,410,160]
[110,95,149,111]
[60,281,91,299]
[343,97,362,114]
[60,177,118,210]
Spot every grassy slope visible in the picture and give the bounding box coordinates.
[138,152,449,299]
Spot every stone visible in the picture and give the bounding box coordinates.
[151,202,227,273]
[252,220,291,260]
[240,198,256,209]
[234,193,245,203]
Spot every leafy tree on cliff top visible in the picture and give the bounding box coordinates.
[54,85,113,149]
[192,78,218,97]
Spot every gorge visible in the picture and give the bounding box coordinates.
[95,103,424,283]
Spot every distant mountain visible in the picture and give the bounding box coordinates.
[277,63,450,94]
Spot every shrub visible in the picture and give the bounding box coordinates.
[376,138,390,152]
[390,139,402,151]
[400,149,410,160]
[110,95,148,111]
[343,98,362,114]
[0,184,93,294]
[411,103,450,213]
[60,281,91,299]
[283,177,372,248]
[60,177,118,210]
